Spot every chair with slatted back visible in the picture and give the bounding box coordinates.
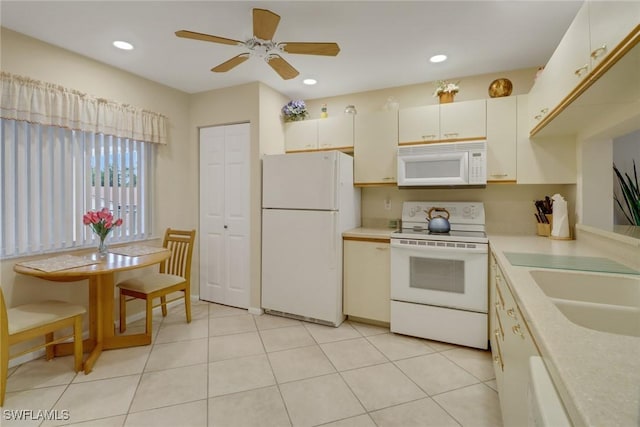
[117,228,196,338]
[1,288,85,406]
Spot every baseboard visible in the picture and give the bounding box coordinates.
[248,306,264,315]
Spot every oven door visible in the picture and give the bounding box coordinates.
[390,240,488,313]
[397,151,469,187]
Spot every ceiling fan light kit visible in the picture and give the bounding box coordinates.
[175,8,340,80]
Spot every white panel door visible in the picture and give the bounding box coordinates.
[199,123,250,308]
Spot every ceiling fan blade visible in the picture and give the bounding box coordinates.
[211,54,250,73]
[175,30,242,46]
[280,42,341,56]
[266,54,299,80]
[253,8,280,40]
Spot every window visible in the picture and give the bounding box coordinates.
[1,118,155,258]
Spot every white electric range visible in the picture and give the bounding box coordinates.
[390,201,489,349]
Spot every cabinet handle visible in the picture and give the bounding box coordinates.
[421,134,436,140]
[490,173,508,177]
[382,177,395,181]
[512,324,525,339]
[541,108,549,114]
[574,64,589,77]
[590,44,607,60]
[375,247,389,251]
[506,308,517,319]
[534,114,543,121]
[443,132,459,138]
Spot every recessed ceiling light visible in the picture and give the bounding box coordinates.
[303,78,317,85]
[113,40,134,50]
[430,54,447,63]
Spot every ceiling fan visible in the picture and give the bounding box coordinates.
[175,8,340,80]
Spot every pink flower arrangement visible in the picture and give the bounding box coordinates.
[83,207,123,241]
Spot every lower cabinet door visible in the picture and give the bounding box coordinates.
[343,239,390,322]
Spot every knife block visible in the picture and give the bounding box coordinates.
[536,214,552,237]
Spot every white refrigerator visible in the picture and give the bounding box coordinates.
[262,151,361,326]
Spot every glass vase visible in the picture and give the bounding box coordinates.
[98,236,108,257]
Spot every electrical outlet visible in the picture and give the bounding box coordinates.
[384,198,391,210]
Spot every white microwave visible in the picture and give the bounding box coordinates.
[397,140,487,188]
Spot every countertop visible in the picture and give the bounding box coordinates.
[488,234,640,427]
[342,227,396,240]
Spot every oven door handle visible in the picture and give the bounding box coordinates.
[390,241,488,254]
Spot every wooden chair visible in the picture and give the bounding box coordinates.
[117,228,196,338]
[1,288,85,406]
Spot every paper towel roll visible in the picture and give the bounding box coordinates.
[551,194,570,238]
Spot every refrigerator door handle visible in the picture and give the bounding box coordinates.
[329,211,338,270]
[333,156,339,209]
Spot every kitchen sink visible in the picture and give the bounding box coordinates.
[529,270,640,337]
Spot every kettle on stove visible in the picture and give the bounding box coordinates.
[425,207,451,233]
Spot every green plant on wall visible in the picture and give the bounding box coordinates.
[613,160,640,226]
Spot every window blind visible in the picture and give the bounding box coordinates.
[1,118,154,258]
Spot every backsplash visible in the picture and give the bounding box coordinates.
[361,184,576,235]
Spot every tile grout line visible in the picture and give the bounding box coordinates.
[253,311,295,427]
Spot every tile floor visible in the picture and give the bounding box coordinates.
[3,301,503,427]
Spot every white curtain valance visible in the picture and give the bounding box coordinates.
[0,71,169,145]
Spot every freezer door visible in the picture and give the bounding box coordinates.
[261,209,343,325]
[262,151,338,210]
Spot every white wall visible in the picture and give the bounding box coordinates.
[305,67,537,118]
[0,28,192,313]
[189,81,287,311]
[613,130,640,225]
[361,185,576,235]
[306,67,576,235]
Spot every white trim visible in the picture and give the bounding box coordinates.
[248,307,264,315]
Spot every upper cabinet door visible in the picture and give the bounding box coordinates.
[354,110,398,185]
[588,1,640,69]
[486,97,517,182]
[439,99,487,141]
[284,120,318,152]
[543,3,591,105]
[398,105,439,144]
[318,116,354,150]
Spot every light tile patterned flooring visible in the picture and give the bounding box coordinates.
[3,301,503,426]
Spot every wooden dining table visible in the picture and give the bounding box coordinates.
[13,247,171,374]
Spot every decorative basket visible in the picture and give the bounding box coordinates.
[438,92,455,104]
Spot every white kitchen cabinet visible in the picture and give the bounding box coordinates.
[354,110,398,185]
[285,116,354,152]
[318,116,354,150]
[398,104,439,143]
[529,1,640,135]
[488,253,504,394]
[284,120,318,152]
[343,238,390,323]
[588,1,640,71]
[486,97,517,182]
[490,251,541,427]
[439,99,486,141]
[517,95,576,184]
[398,99,486,144]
